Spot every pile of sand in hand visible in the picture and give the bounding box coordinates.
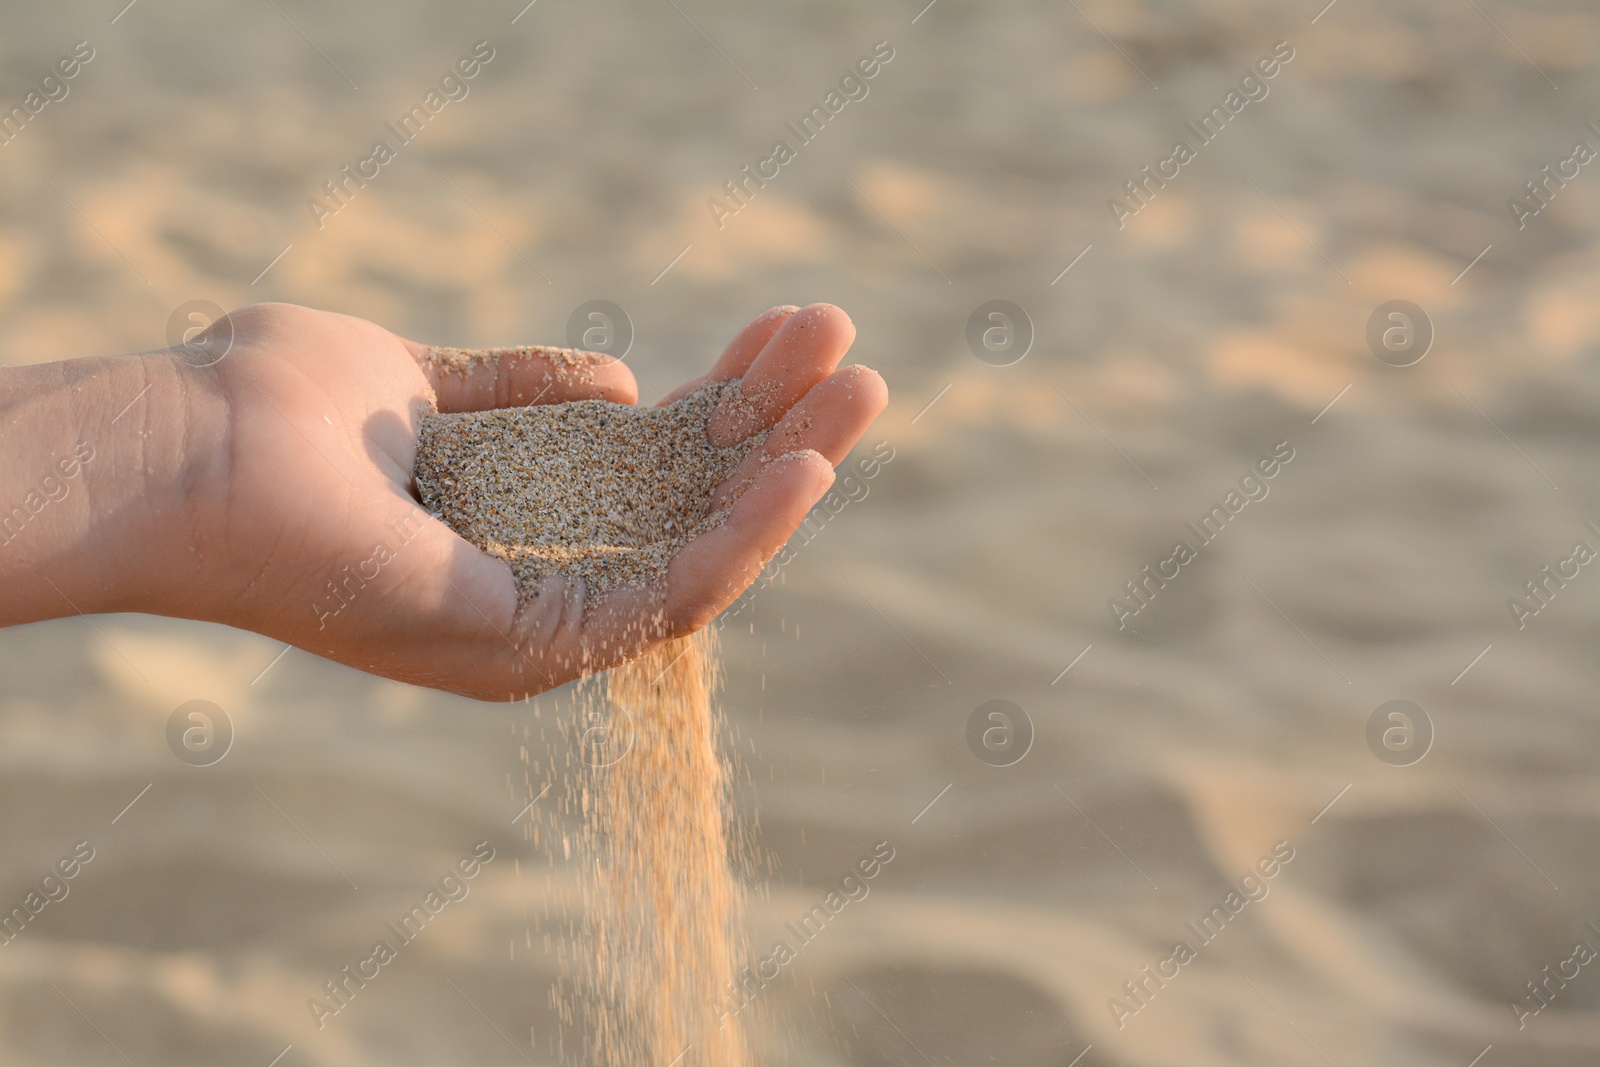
[414,357,759,1066]
[414,370,765,603]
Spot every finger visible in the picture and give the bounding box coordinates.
[662,450,835,633]
[707,304,803,380]
[655,305,799,407]
[514,577,665,688]
[709,365,887,512]
[707,303,855,446]
[407,341,638,412]
[478,447,839,687]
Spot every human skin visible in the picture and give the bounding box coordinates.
[0,302,886,700]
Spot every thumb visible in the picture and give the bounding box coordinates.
[400,339,638,412]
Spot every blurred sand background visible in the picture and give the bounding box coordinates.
[1,1,1597,1064]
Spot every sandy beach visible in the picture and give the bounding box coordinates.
[0,1,1596,1064]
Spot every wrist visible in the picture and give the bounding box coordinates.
[0,351,225,624]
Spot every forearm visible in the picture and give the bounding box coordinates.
[0,352,205,625]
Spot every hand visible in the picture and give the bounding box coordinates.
[72,302,884,700]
